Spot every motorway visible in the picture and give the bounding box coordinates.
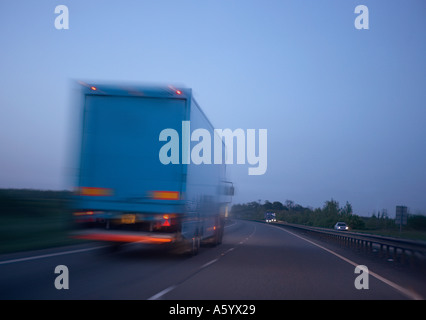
[0,220,425,300]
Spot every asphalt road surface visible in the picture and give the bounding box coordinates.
[1,220,425,300]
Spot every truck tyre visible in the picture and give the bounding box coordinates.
[214,218,225,246]
[191,236,200,255]
[216,226,224,245]
[183,236,200,256]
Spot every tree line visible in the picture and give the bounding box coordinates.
[230,199,426,231]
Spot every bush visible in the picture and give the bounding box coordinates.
[408,215,426,230]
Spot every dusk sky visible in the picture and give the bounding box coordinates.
[1,1,425,216]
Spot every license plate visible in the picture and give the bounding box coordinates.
[121,214,136,224]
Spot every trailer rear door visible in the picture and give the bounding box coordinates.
[79,95,186,202]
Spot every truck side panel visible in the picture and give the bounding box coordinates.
[184,98,228,243]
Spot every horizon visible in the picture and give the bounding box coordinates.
[1,187,423,219]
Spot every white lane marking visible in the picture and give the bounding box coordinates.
[148,221,257,300]
[222,247,235,255]
[0,246,106,265]
[147,285,177,300]
[224,221,236,228]
[271,225,423,300]
[147,257,221,300]
[200,258,219,269]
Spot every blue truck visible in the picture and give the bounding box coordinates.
[71,83,233,255]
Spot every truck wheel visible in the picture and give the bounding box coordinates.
[216,227,224,245]
[214,219,225,246]
[189,236,200,256]
[213,227,223,246]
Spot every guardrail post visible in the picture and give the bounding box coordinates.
[269,222,426,268]
[401,248,407,264]
[367,241,372,254]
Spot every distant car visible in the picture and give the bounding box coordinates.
[334,222,349,231]
[265,212,276,223]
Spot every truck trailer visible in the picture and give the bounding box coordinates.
[71,83,233,255]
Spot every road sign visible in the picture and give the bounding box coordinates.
[395,205,407,226]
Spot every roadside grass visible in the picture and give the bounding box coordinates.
[0,214,80,254]
[0,189,83,254]
[351,228,426,242]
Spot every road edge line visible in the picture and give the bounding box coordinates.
[271,224,423,300]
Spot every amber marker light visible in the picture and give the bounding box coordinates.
[150,191,180,200]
